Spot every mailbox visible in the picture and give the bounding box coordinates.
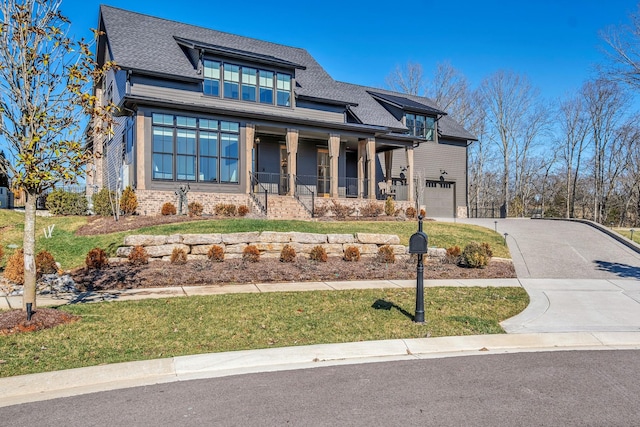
[409,231,428,254]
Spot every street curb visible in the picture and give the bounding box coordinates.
[2,331,640,407]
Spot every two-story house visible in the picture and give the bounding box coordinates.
[89,5,476,219]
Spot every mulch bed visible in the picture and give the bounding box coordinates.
[0,308,79,337]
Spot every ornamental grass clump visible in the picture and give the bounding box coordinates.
[238,205,250,217]
[444,245,462,264]
[343,246,361,262]
[242,245,260,263]
[188,201,203,217]
[207,245,225,262]
[280,244,297,263]
[128,245,149,265]
[85,247,108,270]
[309,245,327,262]
[170,247,188,265]
[376,245,395,264]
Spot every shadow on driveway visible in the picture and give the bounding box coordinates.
[595,260,640,279]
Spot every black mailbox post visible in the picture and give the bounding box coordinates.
[409,215,428,323]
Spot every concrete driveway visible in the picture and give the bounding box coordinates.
[443,218,640,333]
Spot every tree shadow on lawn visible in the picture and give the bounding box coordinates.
[372,299,415,321]
[594,260,640,279]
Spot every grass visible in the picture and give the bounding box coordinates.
[0,210,510,269]
[615,227,639,244]
[0,286,528,377]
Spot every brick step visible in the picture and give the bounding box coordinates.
[266,195,311,220]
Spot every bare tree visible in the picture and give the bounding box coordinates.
[479,70,539,217]
[385,61,425,96]
[0,0,115,311]
[600,5,640,89]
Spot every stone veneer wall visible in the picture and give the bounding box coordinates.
[135,190,251,216]
[114,231,409,262]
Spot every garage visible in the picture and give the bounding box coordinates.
[424,180,455,218]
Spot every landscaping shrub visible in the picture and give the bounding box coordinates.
[188,201,203,217]
[444,246,462,264]
[215,204,237,216]
[238,205,250,217]
[161,202,177,216]
[461,241,492,268]
[405,206,417,219]
[170,247,188,265]
[92,188,116,217]
[343,246,361,262]
[85,247,108,269]
[119,186,138,215]
[481,242,494,258]
[207,245,225,262]
[419,208,426,217]
[360,201,383,217]
[0,245,4,263]
[242,245,260,263]
[4,249,24,285]
[46,189,88,215]
[280,244,297,263]
[36,250,57,277]
[128,245,149,265]
[309,245,327,262]
[376,245,395,264]
[329,200,355,219]
[313,204,329,217]
[384,196,396,216]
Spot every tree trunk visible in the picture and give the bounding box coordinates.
[23,192,37,310]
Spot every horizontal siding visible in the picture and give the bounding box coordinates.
[130,79,344,124]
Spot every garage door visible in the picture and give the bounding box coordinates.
[424,181,455,218]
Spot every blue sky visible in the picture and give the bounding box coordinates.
[59,0,640,101]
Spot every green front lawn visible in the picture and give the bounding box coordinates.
[0,286,528,377]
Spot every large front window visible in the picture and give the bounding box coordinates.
[405,113,435,140]
[152,113,239,183]
[203,59,291,108]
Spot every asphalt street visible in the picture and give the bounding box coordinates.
[2,350,640,426]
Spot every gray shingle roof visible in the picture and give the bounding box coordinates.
[100,5,476,141]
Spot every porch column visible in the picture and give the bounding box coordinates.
[244,124,255,194]
[329,134,340,198]
[384,151,393,186]
[366,137,376,199]
[406,146,414,203]
[357,139,365,199]
[286,128,299,196]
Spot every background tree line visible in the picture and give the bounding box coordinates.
[386,5,640,226]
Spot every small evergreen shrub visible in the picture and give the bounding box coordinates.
[188,201,203,217]
[238,205,250,217]
[419,208,426,217]
[215,204,237,216]
[36,250,57,277]
[461,241,491,268]
[119,186,138,215]
[309,245,327,262]
[242,245,260,263]
[360,201,383,217]
[161,202,177,216]
[343,246,361,262]
[128,245,149,265]
[444,246,462,264]
[481,242,494,258]
[405,206,417,219]
[4,249,25,285]
[85,247,108,269]
[329,200,355,219]
[384,196,396,216]
[170,247,188,265]
[207,245,225,262]
[313,204,329,217]
[92,188,116,216]
[46,189,88,215]
[280,244,297,263]
[0,246,4,263]
[376,245,396,264]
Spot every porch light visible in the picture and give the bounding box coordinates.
[254,137,260,144]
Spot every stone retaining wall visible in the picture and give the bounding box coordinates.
[115,231,415,262]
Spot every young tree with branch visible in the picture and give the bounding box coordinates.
[0,0,116,311]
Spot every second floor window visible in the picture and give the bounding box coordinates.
[406,113,435,140]
[203,59,291,108]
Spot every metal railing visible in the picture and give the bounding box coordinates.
[249,172,268,215]
[294,175,315,217]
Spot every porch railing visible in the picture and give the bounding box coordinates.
[294,175,315,217]
[249,172,268,215]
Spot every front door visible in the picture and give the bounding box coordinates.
[317,149,330,196]
[279,145,288,195]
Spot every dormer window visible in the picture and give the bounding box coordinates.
[203,59,292,108]
[406,113,435,140]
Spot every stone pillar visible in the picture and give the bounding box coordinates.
[135,110,146,190]
[384,151,393,186]
[245,124,255,194]
[357,139,366,199]
[366,137,376,199]
[406,146,414,203]
[286,129,299,196]
[329,134,340,198]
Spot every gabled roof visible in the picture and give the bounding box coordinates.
[99,5,476,142]
[367,91,447,116]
